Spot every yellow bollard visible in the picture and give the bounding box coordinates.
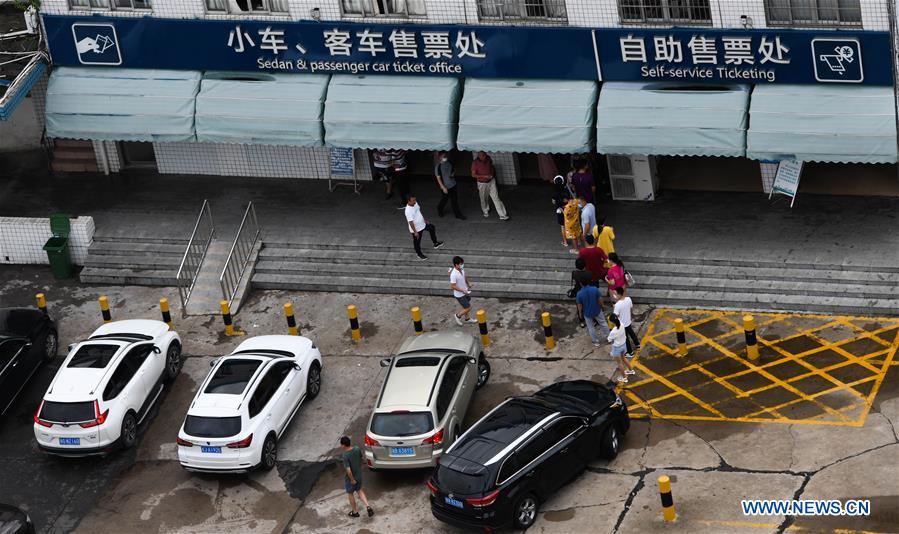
[347,305,362,341]
[36,293,47,314]
[658,475,676,522]
[542,311,555,350]
[220,300,244,336]
[99,296,111,323]
[674,318,687,357]
[411,307,423,336]
[159,298,173,329]
[284,302,299,336]
[743,314,759,361]
[476,309,490,347]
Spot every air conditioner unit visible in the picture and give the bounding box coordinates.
[607,155,659,201]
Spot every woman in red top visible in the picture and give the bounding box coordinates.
[605,253,627,296]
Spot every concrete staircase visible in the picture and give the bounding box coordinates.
[252,241,899,316]
[50,139,99,173]
[79,235,188,286]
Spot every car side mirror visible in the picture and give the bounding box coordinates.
[293,363,301,371]
[468,357,477,365]
[68,343,76,353]
[153,346,162,354]
[209,357,219,368]
[379,358,392,368]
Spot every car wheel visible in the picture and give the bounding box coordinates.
[165,343,183,381]
[43,330,58,361]
[260,434,277,471]
[306,362,322,400]
[599,424,620,460]
[513,493,539,530]
[120,412,138,450]
[476,357,491,389]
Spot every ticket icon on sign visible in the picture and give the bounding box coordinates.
[72,23,122,66]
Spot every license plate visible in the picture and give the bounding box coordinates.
[390,447,414,456]
[59,437,80,445]
[445,496,464,509]
[201,446,222,454]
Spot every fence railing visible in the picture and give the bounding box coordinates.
[220,202,260,306]
[176,200,215,311]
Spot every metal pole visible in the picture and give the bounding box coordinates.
[887,0,899,182]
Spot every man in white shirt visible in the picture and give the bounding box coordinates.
[579,197,597,238]
[450,256,477,325]
[405,195,443,260]
[613,286,641,356]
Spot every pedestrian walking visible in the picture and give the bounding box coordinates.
[607,314,635,383]
[450,256,477,325]
[605,252,627,296]
[578,234,608,287]
[579,196,598,239]
[435,151,465,219]
[373,149,394,200]
[570,160,596,205]
[404,195,444,260]
[570,257,593,328]
[391,149,410,209]
[613,286,641,355]
[553,175,574,246]
[471,151,509,221]
[340,436,374,518]
[563,197,583,253]
[576,282,610,347]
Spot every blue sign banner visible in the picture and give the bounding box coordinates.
[329,147,354,177]
[595,28,890,85]
[43,14,599,80]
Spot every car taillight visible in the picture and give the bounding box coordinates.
[80,400,108,428]
[226,434,253,448]
[176,437,193,447]
[33,401,52,428]
[364,434,380,447]
[422,428,444,447]
[466,489,501,508]
[426,479,439,495]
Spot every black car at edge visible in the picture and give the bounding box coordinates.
[0,308,58,416]
[428,380,629,531]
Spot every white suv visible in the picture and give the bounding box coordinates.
[33,320,182,456]
[177,335,322,473]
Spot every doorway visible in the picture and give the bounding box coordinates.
[119,141,157,170]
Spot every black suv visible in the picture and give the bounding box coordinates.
[428,380,629,531]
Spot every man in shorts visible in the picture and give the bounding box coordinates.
[450,256,477,326]
[340,436,373,518]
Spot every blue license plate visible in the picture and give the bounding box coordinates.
[201,446,222,454]
[445,496,464,509]
[59,437,80,445]
[390,447,414,456]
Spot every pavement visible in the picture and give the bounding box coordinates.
[1,264,897,534]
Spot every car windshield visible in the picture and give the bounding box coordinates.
[40,400,94,422]
[204,359,262,394]
[371,411,434,437]
[67,344,120,368]
[437,466,490,495]
[184,415,242,438]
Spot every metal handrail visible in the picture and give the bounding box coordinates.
[175,200,215,311]
[220,202,260,306]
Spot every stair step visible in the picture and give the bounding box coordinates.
[629,255,899,274]
[83,254,183,269]
[91,235,190,246]
[53,149,98,161]
[87,241,188,257]
[631,262,899,285]
[262,239,575,260]
[259,247,572,270]
[79,267,179,286]
[51,161,99,173]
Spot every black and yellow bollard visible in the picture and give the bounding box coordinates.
[674,318,687,357]
[411,307,423,336]
[220,300,244,336]
[36,293,47,314]
[347,305,361,341]
[542,311,555,350]
[284,302,299,336]
[159,298,173,329]
[476,309,490,347]
[99,296,111,323]
[744,314,759,361]
[658,475,676,521]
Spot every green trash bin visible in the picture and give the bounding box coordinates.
[43,214,73,279]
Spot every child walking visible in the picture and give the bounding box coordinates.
[607,314,635,384]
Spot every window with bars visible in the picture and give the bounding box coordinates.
[477,0,568,21]
[205,0,289,13]
[69,0,151,9]
[764,0,862,27]
[340,0,427,17]
[618,0,712,24]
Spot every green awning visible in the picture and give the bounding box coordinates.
[747,85,898,164]
[195,72,329,146]
[46,67,200,142]
[324,75,460,150]
[597,82,749,157]
[456,78,598,153]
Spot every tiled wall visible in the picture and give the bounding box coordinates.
[0,216,95,265]
[759,161,777,194]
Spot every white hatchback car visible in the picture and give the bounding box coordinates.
[33,320,182,456]
[177,335,322,473]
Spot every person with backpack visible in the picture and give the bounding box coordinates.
[340,436,374,518]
